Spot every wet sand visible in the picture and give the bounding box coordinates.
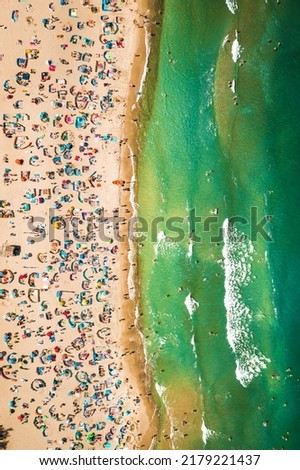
[0,0,156,450]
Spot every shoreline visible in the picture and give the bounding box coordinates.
[117,0,159,450]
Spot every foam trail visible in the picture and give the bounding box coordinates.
[232,34,243,63]
[226,0,238,14]
[155,383,176,449]
[231,79,236,93]
[186,203,193,258]
[185,295,202,384]
[201,415,216,445]
[187,238,193,258]
[222,219,270,387]
[265,250,278,319]
[137,29,151,102]
[222,34,230,48]
[184,293,199,318]
[127,146,138,300]
[154,231,180,258]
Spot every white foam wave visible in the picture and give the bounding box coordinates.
[222,34,230,48]
[201,416,216,445]
[222,218,270,387]
[127,146,138,300]
[154,230,180,258]
[265,250,278,319]
[155,382,176,449]
[232,36,243,63]
[231,79,236,94]
[184,293,199,318]
[226,0,238,14]
[155,382,166,397]
[129,146,138,218]
[186,203,193,258]
[137,29,151,102]
[187,238,193,258]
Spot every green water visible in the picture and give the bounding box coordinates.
[138,0,300,449]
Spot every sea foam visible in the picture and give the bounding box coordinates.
[225,0,238,14]
[184,293,199,318]
[137,29,151,102]
[201,415,216,445]
[222,34,230,48]
[231,36,243,63]
[154,231,180,258]
[222,219,270,387]
[127,146,138,300]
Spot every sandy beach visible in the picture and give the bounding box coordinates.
[0,0,156,450]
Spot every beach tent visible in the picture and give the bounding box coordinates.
[28,288,40,303]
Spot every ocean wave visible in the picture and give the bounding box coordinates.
[187,238,193,258]
[225,0,238,14]
[184,293,199,318]
[137,28,151,102]
[186,203,193,259]
[155,382,166,397]
[155,382,176,448]
[201,415,216,446]
[222,219,270,388]
[265,250,278,319]
[185,295,202,383]
[232,33,243,63]
[154,230,181,258]
[222,34,230,48]
[127,146,138,300]
[230,79,236,94]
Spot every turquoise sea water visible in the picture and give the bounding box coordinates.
[138,0,300,449]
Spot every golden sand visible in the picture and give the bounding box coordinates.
[0,0,156,450]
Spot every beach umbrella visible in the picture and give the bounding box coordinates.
[62,369,72,378]
[79,75,89,85]
[96,327,111,339]
[36,406,43,415]
[75,371,90,383]
[80,309,93,321]
[30,350,39,360]
[105,432,113,441]
[0,290,9,300]
[78,351,89,361]
[96,291,109,301]
[10,289,19,299]
[4,312,16,322]
[87,432,95,443]
[68,317,76,328]
[31,379,46,391]
[7,353,17,364]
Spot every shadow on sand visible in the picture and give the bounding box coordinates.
[0,425,12,450]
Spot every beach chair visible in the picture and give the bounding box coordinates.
[69,8,78,18]
[70,34,81,44]
[17,58,28,68]
[103,22,119,35]
[28,288,40,303]
[83,37,95,47]
[83,52,92,62]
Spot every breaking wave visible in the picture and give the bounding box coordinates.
[184,293,199,319]
[222,218,270,387]
[225,0,238,15]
